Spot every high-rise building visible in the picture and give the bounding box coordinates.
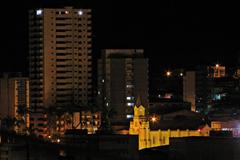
[29,7,92,136]
[0,73,30,130]
[97,49,149,122]
[195,66,210,112]
[183,71,196,112]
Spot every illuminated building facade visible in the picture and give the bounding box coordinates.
[208,64,226,78]
[72,111,101,134]
[97,49,149,122]
[29,7,92,136]
[129,103,210,150]
[183,71,196,111]
[0,73,30,131]
[52,111,101,135]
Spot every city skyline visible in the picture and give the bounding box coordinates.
[1,0,240,73]
[0,2,240,159]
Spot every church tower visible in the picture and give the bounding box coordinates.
[129,96,149,135]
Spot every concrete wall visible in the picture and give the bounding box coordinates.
[169,137,240,160]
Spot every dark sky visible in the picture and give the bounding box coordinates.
[1,0,240,74]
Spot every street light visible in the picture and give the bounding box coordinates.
[151,117,157,122]
[166,71,171,77]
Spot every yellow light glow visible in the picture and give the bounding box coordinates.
[151,117,156,122]
[166,71,171,76]
[216,64,219,68]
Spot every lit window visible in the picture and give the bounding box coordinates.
[126,115,133,119]
[102,79,104,83]
[127,103,134,106]
[36,9,43,16]
[98,91,101,95]
[65,11,69,14]
[126,96,134,100]
[106,102,109,106]
[78,10,83,15]
[126,84,133,88]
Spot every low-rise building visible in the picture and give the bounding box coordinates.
[48,110,101,136]
[129,102,210,150]
[211,120,240,137]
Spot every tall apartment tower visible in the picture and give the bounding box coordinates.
[29,7,92,136]
[97,49,149,123]
[195,66,210,112]
[0,73,30,129]
[183,71,196,112]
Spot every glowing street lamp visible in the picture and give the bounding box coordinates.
[166,71,171,77]
[151,117,157,122]
[215,64,219,68]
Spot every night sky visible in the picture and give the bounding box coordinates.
[1,0,240,74]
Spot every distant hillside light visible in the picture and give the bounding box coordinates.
[36,9,43,15]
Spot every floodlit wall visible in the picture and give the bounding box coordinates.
[129,105,210,150]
